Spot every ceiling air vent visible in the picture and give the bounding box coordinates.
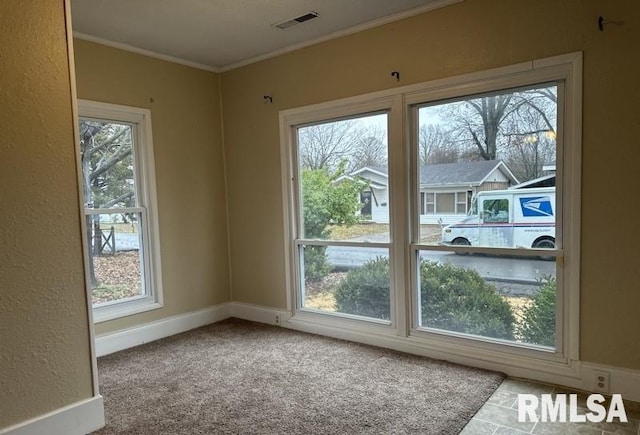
[274,11,319,30]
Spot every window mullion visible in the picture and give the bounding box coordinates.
[85,207,145,215]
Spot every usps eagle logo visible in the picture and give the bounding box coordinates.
[520,196,553,217]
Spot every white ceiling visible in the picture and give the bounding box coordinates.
[71,0,457,72]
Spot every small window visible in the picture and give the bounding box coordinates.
[436,193,455,213]
[482,199,509,223]
[455,191,468,214]
[425,192,435,213]
[78,100,163,322]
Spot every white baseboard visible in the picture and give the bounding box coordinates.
[0,395,104,435]
[95,303,231,357]
[230,302,290,326]
[229,302,640,403]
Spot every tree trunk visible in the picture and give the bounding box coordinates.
[86,215,98,287]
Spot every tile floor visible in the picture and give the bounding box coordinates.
[461,378,640,435]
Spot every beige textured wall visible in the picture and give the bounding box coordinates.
[0,1,94,428]
[221,0,640,369]
[74,39,231,335]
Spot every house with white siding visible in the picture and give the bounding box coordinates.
[349,160,519,225]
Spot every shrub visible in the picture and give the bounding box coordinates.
[517,277,556,347]
[333,258,515,340]
[420,261,514,340]
[301,165,365,281]
[303,246,332,282]
[334,257,390,320]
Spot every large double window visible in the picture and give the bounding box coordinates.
[77,100,163,322]
[281,54,581,368]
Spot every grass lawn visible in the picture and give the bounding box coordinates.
[101,222,138,234]
[92,251,141,304]
[327,222,443,244]
[328,223,389,240]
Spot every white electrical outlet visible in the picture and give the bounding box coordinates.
[275,314,280,325]
[593,370,610,393]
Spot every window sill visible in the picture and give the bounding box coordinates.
[93,299,163,324]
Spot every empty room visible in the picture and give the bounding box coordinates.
[1,0,639,434]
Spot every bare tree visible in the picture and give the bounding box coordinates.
[80,121,134,209]
[502,133,556,182]
[298,119,364,170]
[418,124,459,164]
[350,126,387,170]
[431,86,557,182]
[447,94,517,161]
[80,121,134,285]
[501,92,557,181]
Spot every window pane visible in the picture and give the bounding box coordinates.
[87,212,146,305]
[436,193,454,213]
[417,250,556,348]
[417,85,558,248]
[455,193,467,214]
[297,113,389,242]
[482,199,509,223]
[79,119,136,209]
[301,245,390,321]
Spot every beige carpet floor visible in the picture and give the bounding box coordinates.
[93,318,504,434]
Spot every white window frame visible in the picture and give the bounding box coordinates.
[78,100,163,323]
[405,57,581,366]
[423,191,435,214]
[420,191,468,215]
[280,100,403,333]
[455,191,469,214]
[280,52,581,380]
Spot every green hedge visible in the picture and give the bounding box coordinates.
[517,277,556,347]
[419,261,514,340]
[303,246,332,282]
[334,258,515,340]
[334,257,390,320]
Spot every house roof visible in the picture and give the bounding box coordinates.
[511,174,555,189]
[358,160,519,187]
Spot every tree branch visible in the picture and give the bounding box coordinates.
[81,124,128,158]
[469,127,489,160]
[502,129,553,137]
[101,191,135,209]
[90,146,132,181]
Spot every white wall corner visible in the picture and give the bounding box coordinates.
[95,303,231,357]
[0,395,104,435]
[229,302,291,326]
